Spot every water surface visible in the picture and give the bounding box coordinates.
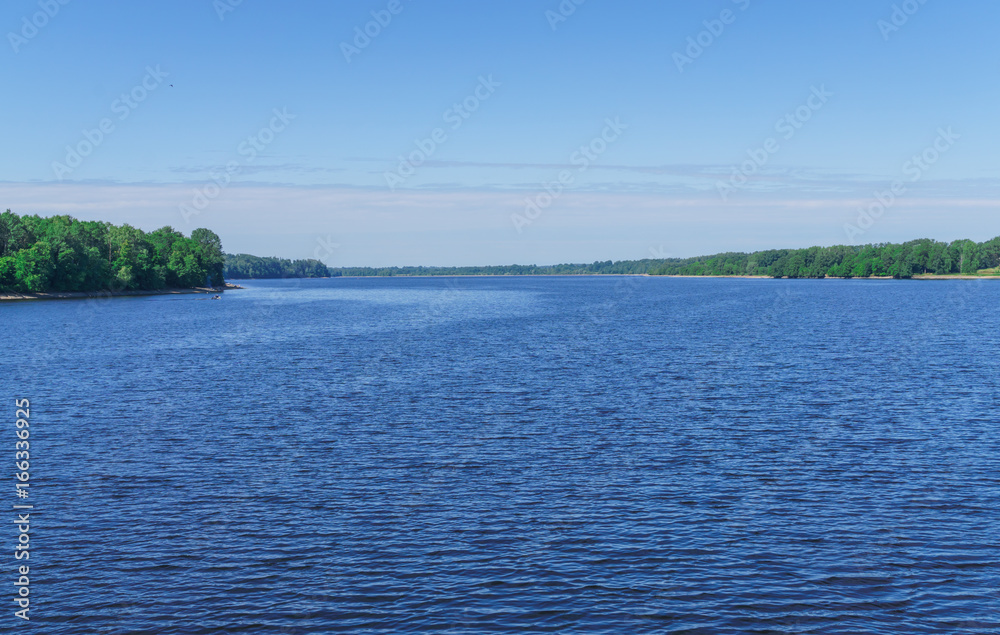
[3,277,999,633]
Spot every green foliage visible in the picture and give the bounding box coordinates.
[191,228,225,286]
[323,259,668,277]
[14,242,53,292]
[649,238,1000,278]
[0,210,225,293]
[227,238,1000,280]
[224,254,331,279]
[211,236,1000,282]
[228,254,670,279]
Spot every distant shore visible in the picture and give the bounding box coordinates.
[308,274,654,279]
[659,274,1000,280]
[320,274,1000,280]
[234,274,1000,281]
[11,276,994,300]
[658,275,770,279]
[0,283,243,302]
[910,274,1000,280]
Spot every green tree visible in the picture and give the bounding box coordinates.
[191,228,225,286]
[13,242,54,292]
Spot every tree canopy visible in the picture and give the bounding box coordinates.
[224,254,329,279]
[7,211,998,289]
[0,210,225,293]
[649,238,1000,278]
[234,238,1000,279]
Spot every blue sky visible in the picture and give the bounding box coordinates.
[2,0,998,265]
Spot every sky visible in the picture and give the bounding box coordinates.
[2,0,998,266]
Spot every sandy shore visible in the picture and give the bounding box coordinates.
[0,283,243,302]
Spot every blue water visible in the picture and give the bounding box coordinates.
[3,277,1000,633]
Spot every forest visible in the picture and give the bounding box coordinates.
[650,238,1000,278]
[0,211,225,293]
[224,253,330,279]
[227,238,1000,279]
[223,256,665,278]
[8,212,1000,291]
[326,260,666,277]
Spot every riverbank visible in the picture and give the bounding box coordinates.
[658,274,1000,280]
[911,274,1000,280]
[232,273,1000,281]
[314,274,653,279]
[0,283,244,302]
[658,274,771,279]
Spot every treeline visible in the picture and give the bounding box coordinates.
[0,211,225,293]
[327,260,665,277]
[224,237,1000,282]
[224,254,665,278]
[224,253,329,279]
[650,238,1000,278]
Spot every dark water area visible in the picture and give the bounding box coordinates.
[3,277,1000,633]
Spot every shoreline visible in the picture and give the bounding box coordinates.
[237,274,1000,281]
[660,274,1000,280]
[11,276,994,299]
[229,274,653,279]
[910,274,1000,280]
[0,283,244,302]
